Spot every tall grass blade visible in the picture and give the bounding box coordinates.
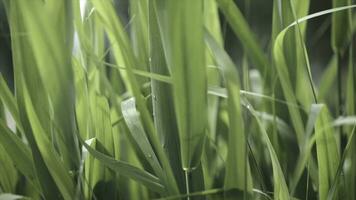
[205,31,253,192]
[314,105,340,200]
[148,1,184,192]
[154,0,207,171]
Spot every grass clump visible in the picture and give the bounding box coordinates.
[0,0,355,199]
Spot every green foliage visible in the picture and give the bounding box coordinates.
[0,0,355,199]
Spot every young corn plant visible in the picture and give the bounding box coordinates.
[0,0,356,199]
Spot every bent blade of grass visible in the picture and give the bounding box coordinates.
[289,0,317,105]
[273,25,306,146]
[121,98,168,191]
[205,31,252,192]
[273,5,356,146]
[80,137,165,194]
[272,0,312,110]
[272,6,356,198]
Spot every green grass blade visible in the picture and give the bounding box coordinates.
[129,0,149,74]
[273,28,305,145]
[345,41,355,200]
[314,105,340,200]
[0,144,18,193]
[205,31,253,192]
[204,0,223,140]
[243,99,290,200]
[332,0,352,52]
[8,1,73,197]
[216,0,270,84]
[148,1,184,192]
[22,80,75,200]
[154,0,207,170]
[12,0,80,169]
[0,121,39,191]
[318,56,337,101]
[327,125,355,200]
[290,104,324,194]
[89,94,116,193]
